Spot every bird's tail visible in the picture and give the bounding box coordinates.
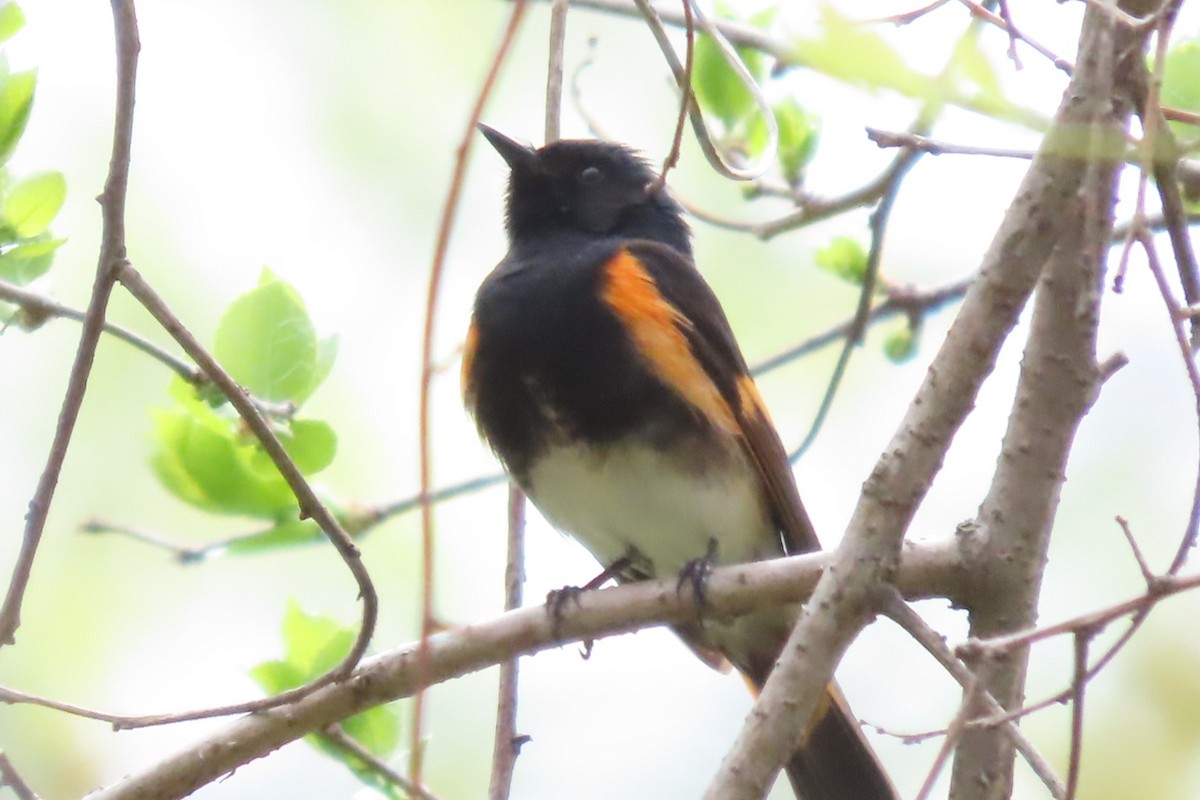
[777,682,898,800]
[741,669,897,800]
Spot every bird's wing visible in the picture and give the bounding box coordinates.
[598,241,820,555]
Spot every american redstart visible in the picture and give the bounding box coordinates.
[463,125,897,800]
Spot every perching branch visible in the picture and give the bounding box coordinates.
[80,540,963,800]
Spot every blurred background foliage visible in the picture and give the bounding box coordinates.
[1,1,1199,798]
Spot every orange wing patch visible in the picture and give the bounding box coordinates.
[461,320,480,409]
[601,249,738,436]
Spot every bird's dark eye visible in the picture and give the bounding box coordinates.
[579,166,604,184]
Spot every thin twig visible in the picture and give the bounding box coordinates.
[993,0,1023,68]
[1139,229,1200,574]
[82,472,509,561]
[1165,105,1200,127]
[563,0,1052,131]
[489,485,527,800]
[630,0,772,181]
[544,0,569,143]
[648,0,693,193]
[414,0,529,784]
[752,143,924,239]
[0,0,139,647]
[1111,209,1200,240]
[1121,1,1199,344]
[949,0,1073,74]
[0,752,41,800]
[867,127,1035,159]
[112,262,378,726]
[868,0,953,25]
[0,278,198,382]
[488,7,563,796]
[789,144,920,460]
[1064,630,1090,800]
[959,572,1200,659]
[754,278,972,377]
[882,589,1066,798]
[913,667,987,800]
[0,278,298,419]
[321,725,442,800]
[1115,516,1157,586]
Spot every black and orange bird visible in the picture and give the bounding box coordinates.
[462,125,897,800]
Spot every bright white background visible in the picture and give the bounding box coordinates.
[1,1,1199,798]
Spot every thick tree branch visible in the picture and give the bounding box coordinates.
[80,541,961,800]
[948,7,1143,798]
[704,3,1147,797]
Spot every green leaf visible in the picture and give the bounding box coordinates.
[249,418,337,477]
[284,419,337,474]
[0,235,63,284]
[814,236,868,285]
[214,269,319,404]
[774,98,819,184]
[311,334,339,395]
[883,328,916,363]
[796,7,926,97]
[225,517,324,555]
[950,35,1001,99]
[248,659,305,696]
[4,171,65,237]
[0,4,25,44]
[694,34,758,128]
[339,702,402,759]
[1162,39,1200,136]
[883,317,922,364]
[150,390,297,518]
[280,601,353,675]
[225,501,380,556]
[785,6,1045,130]
[690,4,770,130]
[0,69,34,165]
[251,602,402,764]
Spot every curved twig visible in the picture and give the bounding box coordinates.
[113,263,379,727]
[630,0,773,180]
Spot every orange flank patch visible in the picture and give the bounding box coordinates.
[736,374,771,423]
[461,320,479,408]
[601,249,738,436]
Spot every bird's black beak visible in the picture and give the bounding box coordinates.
[478,124,538,171]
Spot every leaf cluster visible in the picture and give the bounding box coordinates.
[0,3,66,298]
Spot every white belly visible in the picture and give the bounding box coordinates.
[525,440,780,577]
